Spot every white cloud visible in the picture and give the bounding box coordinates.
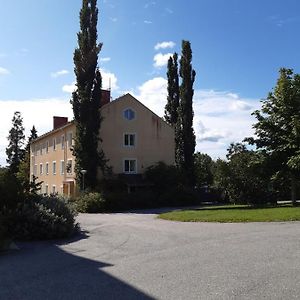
[133,77,261,159]
[154,41,176,50]
[62,69,118,94]
[0,67,10,75]
[144,2,156,8]
[110,17,117,22]
[51,69,69,78]
[62,82,76,93]
[144,20,152,24]
[153,53,173,68]
[100,57,111,63]
[0,98,73,166]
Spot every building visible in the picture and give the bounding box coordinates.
[30,93,175,196]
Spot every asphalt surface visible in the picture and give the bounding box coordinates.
[1,209,300,300]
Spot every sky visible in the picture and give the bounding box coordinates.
[1,0,300,166]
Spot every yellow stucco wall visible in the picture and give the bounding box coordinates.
[30,93,175,195]
[30,123,76,195]
[100,94,175,174]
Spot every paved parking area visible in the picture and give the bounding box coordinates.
[1,210,300,299]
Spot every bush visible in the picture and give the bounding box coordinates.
[12,194,78,240]
[75,192,107,213]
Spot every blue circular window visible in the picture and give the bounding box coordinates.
[124,108,135,120]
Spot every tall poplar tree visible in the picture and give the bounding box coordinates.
[71,0,106,190]
[6,111,25,175]
[178,40,196,187]
[165,53,179,125]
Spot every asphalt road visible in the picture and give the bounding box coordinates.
[1,209,300,300]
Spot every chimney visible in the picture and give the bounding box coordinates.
[53,116,68,130]
[101,89,111,106]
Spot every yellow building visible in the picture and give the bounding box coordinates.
[30,93,175,196]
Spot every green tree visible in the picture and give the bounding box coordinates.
[17,126,41,194]
[6,111,25,174]
[177,40,196,187]
[246,68,300,205]
[194,152,214,188]
[165,53,179,125]
[71,0,107,190]
[214,144,272,205]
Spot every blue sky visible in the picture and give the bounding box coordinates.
[1,0,300,165]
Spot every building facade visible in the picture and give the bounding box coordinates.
[30,93,175,196]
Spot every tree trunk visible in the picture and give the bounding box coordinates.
[291,174,297,206]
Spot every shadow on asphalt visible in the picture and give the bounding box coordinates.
[0,231,154,300]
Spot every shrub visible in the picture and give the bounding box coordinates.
[12,194,78,240]
[75,192,107,213]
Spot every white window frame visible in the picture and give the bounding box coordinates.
[52,185,56,194]
[45,184,48,194]
[123,158,137,174]
[39,163,43,175]
[52,161,56,175]
[123,108,136,121]
[46,141,49,153]
[124,133,136,147]
[60,160,65,175]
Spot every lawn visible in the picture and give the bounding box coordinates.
[158,204,300,223]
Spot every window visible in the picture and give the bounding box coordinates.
[124,133,135,147]
[39,163,43,175]
[53,138,56,151]
[34,164,37,176]
[124,108,135,120]
[45,184,48,194]
[46,162,49,175]
[68,132,73,148]
[60,160,65,175]
[52,185,56,194]
[46,141,49,153]
[61,135,65,150]
[40,144,42,155]
[124,159,137,174]
[53,161,56,175]
[67,159,73,174]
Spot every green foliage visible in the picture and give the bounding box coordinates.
[6,111,25,174]
[213,144,273,205]
[71,0,107,190]
[246,68,300,205]
[75,192,106,213]
[177,40,196,187]
[12,194,78,240]
[194,152,214,188]
[165,53,180,125]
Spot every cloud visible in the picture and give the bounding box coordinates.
[133,77,261,159]
[153,53,173,68]
[100,57,111,63]
[0,98,73,166]
[165,8,173,14]
[0,67,10,75]
[144,20,152,24]
[144,2,156,8]
[62,69,118,94]
[62,82,76,93]
[110,17,117,22]
[51,69,69,78]
[154,41,176,50]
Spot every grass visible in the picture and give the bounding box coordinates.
[158,204,300,223]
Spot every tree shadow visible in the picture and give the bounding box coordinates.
[0,232,154,300]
